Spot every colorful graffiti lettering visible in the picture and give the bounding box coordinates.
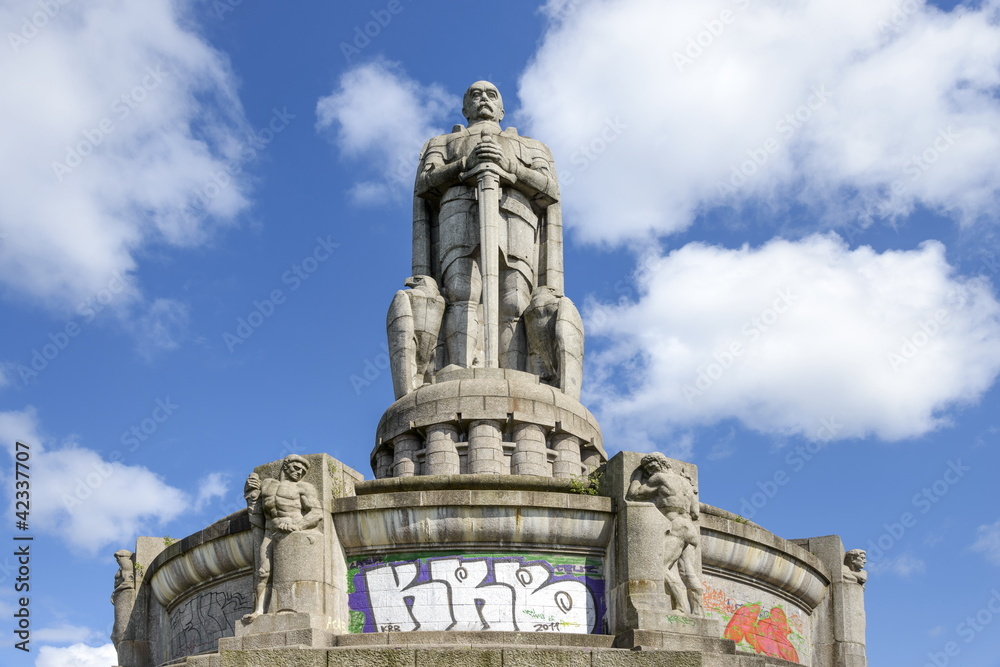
[348,554,604,634]
[702,581,742,616]
[722,603,800,663]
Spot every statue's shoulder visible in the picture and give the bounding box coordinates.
[506,128,555,159]
[421,125,470,155]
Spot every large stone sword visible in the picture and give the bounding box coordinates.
[462,126,515,368]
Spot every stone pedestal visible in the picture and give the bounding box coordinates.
[220,611,340,651]
[797,535,868,667]
[228,454,363,650]
[372,368,605,478]
[602,452,721,646]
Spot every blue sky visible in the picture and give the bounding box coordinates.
[1,0,999,665]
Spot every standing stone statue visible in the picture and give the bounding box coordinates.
[110,549,137,647]
[389,80,578,390]
[244,455,323,618]
[626,453,704,615]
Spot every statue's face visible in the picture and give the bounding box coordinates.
[853,552,867,569]
[284,460,307,481]
[642,457,668,475]
[463,81,504,123]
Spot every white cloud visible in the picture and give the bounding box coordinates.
[316,60,459,204]
[519,0,1000,244]
[34,624,104,644]
[0,408,188,554]
[971,519,1000,566]
[868,553,926,577]
[0,0,251,314]
[36,643,117,667]
[194,472,230,511]
[585,235,1000,447]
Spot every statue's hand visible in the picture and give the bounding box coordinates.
[245,473,260,490]
[470,141,511,172]
[274,518,296,532]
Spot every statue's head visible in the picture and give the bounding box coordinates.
[114,549,132,566]
[405,275,437,290]
[463,81,504,124]
[281,455,310,482]
[640,452,671,474]
[844,549,867,571]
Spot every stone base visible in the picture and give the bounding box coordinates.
[613,624,730,653]
[217,612,339,650]
[171,644,803,667]
[372,368,605,479]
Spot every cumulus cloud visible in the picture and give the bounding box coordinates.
[519,0,1000,244]
[316,60,459,204]
[585,235,1000,448]
[0,0,251,315]
[36,643,117,667]
[971,519,1000,566]
[0,408,188,554]
[193,472,230,511]
[34,624,105,644]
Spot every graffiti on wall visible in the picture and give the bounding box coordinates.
[168,588,253,658]
[347,554,605,634]
[702,580,808,665]
[722,603,800,662]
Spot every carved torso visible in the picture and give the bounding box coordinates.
[416,125,558,283]
[260,478,309,521]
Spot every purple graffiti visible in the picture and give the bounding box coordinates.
[349,555,605,634]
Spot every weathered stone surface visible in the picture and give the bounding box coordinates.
[219,648,328,667]
[372,371,605,481]
[592,649,703,667]
[414,647,503,667]
[700,520,829,611]
[329,648,417,667]
[503,647,596,667]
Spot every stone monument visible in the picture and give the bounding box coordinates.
[375,80,600,482]
[109,81,869,667]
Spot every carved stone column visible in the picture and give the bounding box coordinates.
[511,423,548,476]
[467,420,504,474]
[551,433,583,478]
[392,433,421,477]
[373,448,393,479]
[425,424,460,475]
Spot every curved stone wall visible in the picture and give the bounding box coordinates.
[116,463,856,667]
[698,506,833,666]
[335,476,613,556]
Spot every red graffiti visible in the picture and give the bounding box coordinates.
[722,603,799,662]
